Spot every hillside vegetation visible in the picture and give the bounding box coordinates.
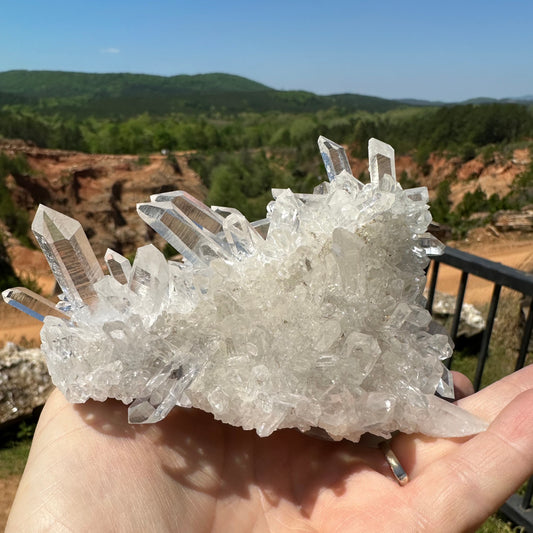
[0,70,403,117]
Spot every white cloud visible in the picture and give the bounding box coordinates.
[101,48,120,54]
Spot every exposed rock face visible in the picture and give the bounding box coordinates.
[431,291,486,338]
[0,343,52,424]
[344,146,531,212]
[448,150,530,210]
[1,142,206,259]
[493,209,533,232]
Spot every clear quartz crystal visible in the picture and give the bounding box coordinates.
[104,249,132,284]
[31,205,104,306]
[137,202,230,264]
[405,187,429,204]
[152,190,225,236]
[129,244,169,308]
[368,138,396,187]
[128,363,199,423]
[2,287,68,321]
[8,136,489,442]
[436,367,455,399]
[211,205,264,256]
[318,136,352,181]
[313,181,330,195]
[417,232,446,255]
[250,218,270,238]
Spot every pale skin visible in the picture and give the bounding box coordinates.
[6,366,533,533]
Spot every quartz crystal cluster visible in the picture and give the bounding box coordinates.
[3,137,488,442]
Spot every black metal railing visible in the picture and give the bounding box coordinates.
[427,246,533,528]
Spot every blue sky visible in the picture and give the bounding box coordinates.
[1,0,532,102]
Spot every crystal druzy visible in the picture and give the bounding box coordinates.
[3,137,488,442]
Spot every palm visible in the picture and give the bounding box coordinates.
[7,366,533,533]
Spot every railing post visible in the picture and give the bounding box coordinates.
[523,478,533,510]
[516,298,533,371]
[473,284,501,391]
[426,260,439,313]
[450,271,469,342]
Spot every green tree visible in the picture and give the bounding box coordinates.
[430,179,453,225]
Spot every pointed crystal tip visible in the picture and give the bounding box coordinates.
[31,204,104,306]
[32,204,78,240]
[368,138,396,185]
[104,249,132,285]
[2,286,68,322]
[318,136,351,182]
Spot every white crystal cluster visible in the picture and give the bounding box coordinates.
[3,137,488,442]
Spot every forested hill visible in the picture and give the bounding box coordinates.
[0,70,405,117]
[0,70,272,97]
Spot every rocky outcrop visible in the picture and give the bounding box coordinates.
[431,291,486,338]
[346,146,530,213]
[493,209,533,232]
[1,143,207,259]
[0,343,52,425]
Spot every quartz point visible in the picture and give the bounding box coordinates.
[2,287,68,321]
[137,201,230,264]
[405,187,429,204]
[104,249,131,284]
[250,218,270,238]
[369,137,397,187]
[31,204,104,307]
[4,136,489,441]
[436,367,455,399]
[129,244,169,306]
[318,135,352,181]
[210,205,264,257]
[151,190,225,236]
[417,232,446,256]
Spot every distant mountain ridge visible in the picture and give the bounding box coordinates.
[0,70,407,116]
[0,70,272,98]
[0,70,531,118]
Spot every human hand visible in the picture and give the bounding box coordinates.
[7,366,533,532]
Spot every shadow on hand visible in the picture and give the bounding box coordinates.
[75,397,148,439]
[77,399,389,518]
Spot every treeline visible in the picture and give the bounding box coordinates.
[0,107,364,154]
[352,103,533,160]
[0,152,32,246]
[1,103,532,160]
[0,152,32,290]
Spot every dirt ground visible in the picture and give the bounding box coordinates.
[433,231,533,306]
[1,243,57,348]
[0,276,55,348]
[0,477,20,531]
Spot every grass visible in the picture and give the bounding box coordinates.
[0,420,36,477]
[0,440,31,477]
[477,515,525,532]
